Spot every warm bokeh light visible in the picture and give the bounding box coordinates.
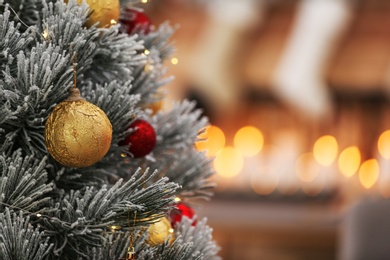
[250,166,279,195]
[233,126,264,157]
[338,146,361,177]
[195,125,225,157]
[359,159,379,189]
[296,152,320,182]
[213,147,244,178]
[378,130,390,159]
[144,49,151,55]
[110,19,117,25]
[171,57,179,65]
[313,135,338,166]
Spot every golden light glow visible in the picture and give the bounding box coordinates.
[233,126,264,157]
[359,159,379,189]
[313,135,338,166]
[174,197,181,202]
[338,146,361,177]
[120,153,127,158]
[213,147,243,178]
[36,213,42,217]
[110,225,121,232]
[110,19,117,25]
[169,228,174,233]
[378,130,390,159]
[141,0,148,3]
[195,125,225,157]
[296,152,320,182]
[171,57,179,65]
[42,30,49,40]
[144,49,151,55]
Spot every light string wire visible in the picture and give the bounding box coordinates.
[0,3,48,42]
[72,51,78,88]
[126,210,137,259]
[0,201,73,226]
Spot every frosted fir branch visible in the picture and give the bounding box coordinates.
[130,48,173,106]
[0,5,33,78]
[172,217,221,260]
[0,209,53,260]
[87,233,130,260]
[152,239,197,260]
[40,0,99,76]
[83,25,145,85]
[140,22,176,60]
[154,100,208,152]
[40,0,144,85]
[3,0,41,27]
[39,168,179,258]
[47,165,109,191]
[1,42,72,156]
[0,149,53,212]
[149,149,216,199]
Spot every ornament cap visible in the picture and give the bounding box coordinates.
[66,88,85,102]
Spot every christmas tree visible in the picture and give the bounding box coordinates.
[0,0,220,259]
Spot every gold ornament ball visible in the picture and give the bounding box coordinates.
[45,88,112,168]
[148,100,164,115]
[70,0,120,28]
[147,217,174,246]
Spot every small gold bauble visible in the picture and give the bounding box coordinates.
[45,88,112,168]
[70,0,120,28]
[148,100,164,115]
[146,217,174,246]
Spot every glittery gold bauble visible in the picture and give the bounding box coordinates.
[45,88,112,168]
[146,217,174,246]
[69,0,120,28]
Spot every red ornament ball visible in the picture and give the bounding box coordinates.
[169,203,197,228]
[119,8,152,35]
[122,119,156,158]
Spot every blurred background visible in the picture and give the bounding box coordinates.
[143,0,390,259]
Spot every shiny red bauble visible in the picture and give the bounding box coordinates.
[119,8,152,35]
[121,119,156,158]
[169,203,197,228]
